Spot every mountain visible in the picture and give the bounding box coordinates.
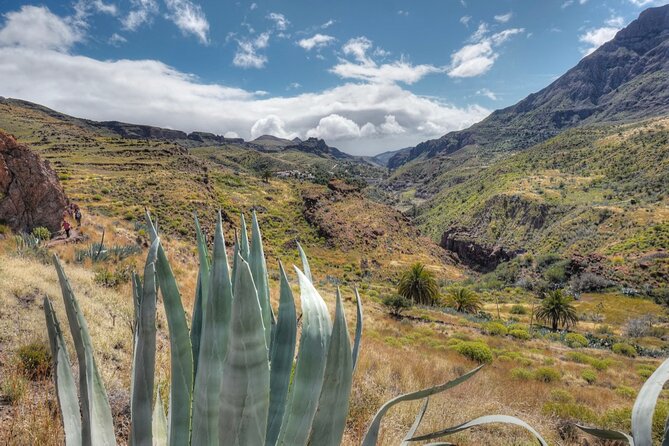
[388,4,669,170]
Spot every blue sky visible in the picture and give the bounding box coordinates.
[0,0,665,154]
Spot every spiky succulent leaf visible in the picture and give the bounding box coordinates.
[239,213,250,260]
[152,393,168,446]
[266,262,297,446]
[574,424,634,444]
[276,268,332,446]
[308,288,354,446]
[44,297,82,446]
[155,245,193,446]
[401,398,429,446]
[219,253,270,445]
[54,256,116,446]
[361,365,484,446]
[192,212,233,445]
[408,415,548,446]
[352,288,363,372]
[632,356,669,445]
[296,242,312,283]
[191,214,210,377]
[130,238,159,446]
[250,211,272,350]
[132,272,142,324]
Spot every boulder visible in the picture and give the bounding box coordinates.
[0,131,67,233]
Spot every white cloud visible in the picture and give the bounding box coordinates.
[579,26,620,55]
[397,10,409,16]
[331,36,443,84]
[164,0,210,44]
[108,32,127,46]
[250,3,257,10]
[287,82,301,90]
[267,12,289,31]
[297,34,335,51]
[476,88,498,100]
[321,19,335,29]
[627,0,657,5]
[494,12,512,23]
[379,115,405,135]
[307,114,362,140]
[606,16,625,27]
[74,0,118,23]
[448,25,524,78]
[224,131,240,138]
[233,32,270,68]
[123,0,159,31]
[0,6,83,52]
[460,15,471,26]
[251,115,297,139]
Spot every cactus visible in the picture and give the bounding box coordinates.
[44,211,364,446]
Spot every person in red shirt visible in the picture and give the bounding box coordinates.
[62,220,71,238]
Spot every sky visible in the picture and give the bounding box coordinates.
[0,0,666,155]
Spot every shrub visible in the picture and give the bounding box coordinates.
[542,402,597,424]
[545,332,562,342]
[612,342,637,357]
[544,261,569,284]
[565,333,589,348]
[0,373,27,405]
[550,389,575,403]
[596,324,614,335]
[0,223,11,235]
[16,341,51,379]
[637,364,655,379]
[453,341,493,364]
[382,294,412,317]
[510,368,533,380]
[534,366,561,383]
[509,328,531,340]
[581,370,597,384]
[569,272,615,292]
[536,253,562,269]
[31,226,51,241]
[623,315,654,338]
[615,386,636,399]
[510,304,527,315]
[482,322,508,336]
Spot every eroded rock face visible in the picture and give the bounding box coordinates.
[0,131,67,233]
[440,227,519,272]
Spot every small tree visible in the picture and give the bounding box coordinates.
[397,263,439,305]
[445,286,482,314]
[535,289,578,331]
[261,169,272,183]
[382,295,412,318]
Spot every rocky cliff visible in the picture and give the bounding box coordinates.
[0,131,67,233]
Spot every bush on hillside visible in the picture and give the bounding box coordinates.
[612,342,637,357]
[565,333,589,348]
[453,341,493,364]
[382,294,412,318]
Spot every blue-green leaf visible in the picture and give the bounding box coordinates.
[152,393,168,446]
[296,242,312,283]
[633,356,669,445]
[191,214,210,379]
[250,211,272,351]
[239,213,250,260]
[352,288,363,372]
[401,398,429,446]
[575,424,634,444]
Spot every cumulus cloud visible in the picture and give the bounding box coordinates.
[0,6,83,52]
[123,0,159,31]
[297,33,335,51]
[494,12,512,23]
[251,115,298,139]
[476,88,498,100]
[448,24,524,78]
[234,32,270,68]
[579,17,623,55]
[460,15,471,26]
[164,0,209,44]
[267,12,289,31]
[330,36,444,84]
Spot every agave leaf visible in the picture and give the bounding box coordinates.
[219,253,270,445]
[266,262,297,446]
[232,230,240,294]
[633,356,669,445]
[296,242,312,283]
[239,213,250,260]
[54,255,116,446]
[663,416,669,446]
[422,443,455,446]
[250,211,272,350]
[401,398,429,446]
[308,288,354,446]
[44,297,82,446]
[130,238,159,446]
[352,288,363,372]
[132,272,142,324]
[277,267,332,446]
[155,245,193,446]
[361,365,484,446]
[575,424,634,445]
[191,214,210,378]
[192,212,233,445]
[152,393,168,446]
[145,211,159,243]
[408,414,548,446]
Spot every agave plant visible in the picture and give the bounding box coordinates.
[575,355,669,445]
[43,211,363,446]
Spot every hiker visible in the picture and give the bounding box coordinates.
[74,206,82,227]
[62,220,71,238]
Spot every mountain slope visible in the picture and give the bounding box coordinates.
[388,4,669,170]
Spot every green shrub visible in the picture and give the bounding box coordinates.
[16,341,51,379]
[542,402,597,423]
[453,341,493,364]
[483,322,508,336]
[550,389,575,403]
[536,253,562,269]
[565,333,589,348]
[509,304,527,315]
[510,368,533,380]
[509,328,531,340]
[0,223,10,235]
[534,366,561,383]
[615,386,636,399]
[612,342,637,357]
[545,332,562,342]
[581,369,597,384]
[544,261,568,284]
[637,364,655,379]
[382,294,412,317]
[0,373,27,405]
[31,226,51,241]
[565,352,612,370]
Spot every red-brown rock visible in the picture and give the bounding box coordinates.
[0,131,67,233]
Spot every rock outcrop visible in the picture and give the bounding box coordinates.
[440,227,519,272]
[0,131,67,233]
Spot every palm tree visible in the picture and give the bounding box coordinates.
[446,286,482,314]
[535,289,578,331]
[397,263,440,305]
